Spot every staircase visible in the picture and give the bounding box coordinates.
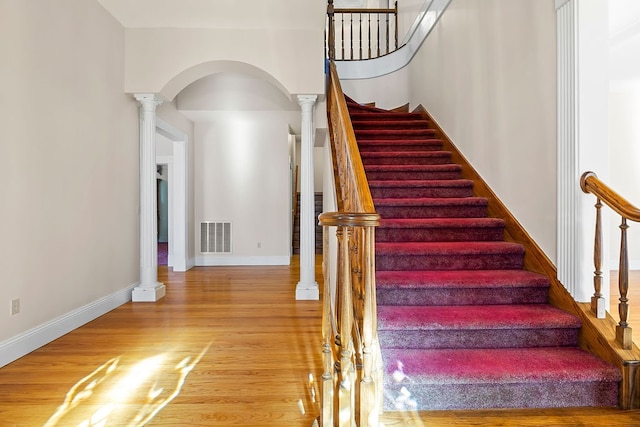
[293,192,323,254]
[347,98,622,410]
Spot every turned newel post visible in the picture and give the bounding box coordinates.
[132,93,166,302]
[327,0,335,60]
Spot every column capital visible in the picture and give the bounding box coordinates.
[297,95,318,108]
[134,93,163,110]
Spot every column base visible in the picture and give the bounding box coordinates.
[296,281,319,300]
[132,283,166,302]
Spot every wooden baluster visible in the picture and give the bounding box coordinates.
[617,217,633,349]
[367,13,372,59]
[591,198,606,318]
[359,13,363,60]
[320,218,335,427]
[341,14,345,60]
[338,226,355,426]
[327,0,335,60]
[394,1,398,50]
[350,14,354,60]
[376,13,381,57]
[385,12,390,54]
[360,225,379,426]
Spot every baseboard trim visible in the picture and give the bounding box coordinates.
[195,255,291,266]
[0,284,136,368]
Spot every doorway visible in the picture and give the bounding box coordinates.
[156,118,190,271]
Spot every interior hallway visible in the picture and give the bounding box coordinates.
[1,258,640,426]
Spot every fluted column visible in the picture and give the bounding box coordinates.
[132,93,166,302]
[296,95,319,300]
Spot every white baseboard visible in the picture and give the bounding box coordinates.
[0,283,137,368]
[195,255,290,266]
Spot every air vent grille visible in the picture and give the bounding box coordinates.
[200,221,232,254]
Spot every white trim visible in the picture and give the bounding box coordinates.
[556,0,610,305]
[555,0,570,10]
[156,156,174,265]
[156,118,191,272]
[0,284,136,368]
[195,255,291,266]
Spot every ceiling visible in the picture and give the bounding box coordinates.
[97,0,322,29]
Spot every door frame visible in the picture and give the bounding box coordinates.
[156,117,190,271]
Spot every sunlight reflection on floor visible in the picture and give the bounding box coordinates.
[43,342,211,427]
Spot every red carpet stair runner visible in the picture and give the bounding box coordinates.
[346,98,621,410]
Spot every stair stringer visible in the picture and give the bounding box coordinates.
[413,104,640,410]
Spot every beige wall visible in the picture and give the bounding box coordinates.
[193,113,292,264]
[125,28,325,101]
[407,0,558,260]
[340,0,558,260]
[0,0,139,345]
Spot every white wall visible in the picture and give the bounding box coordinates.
[0,0,139,362]
[340,66,411,110]
[340,0,557,260]
[609,89,640,269]
[406,0,558,260]
[192,113,292,265]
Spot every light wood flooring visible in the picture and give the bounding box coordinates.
[1,260,640,426]
[610,270,640,333]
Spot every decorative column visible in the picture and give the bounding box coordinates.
[296,95,320,300]
[555,0,609,303]
[132,94,166,302]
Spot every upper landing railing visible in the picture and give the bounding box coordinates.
[327,0,398,61]
[327,0,452,79]
[581,171,640,350]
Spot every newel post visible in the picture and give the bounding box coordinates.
[327,0,336,60]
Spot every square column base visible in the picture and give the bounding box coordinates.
[296,281,319,300]
[132,283,166,302]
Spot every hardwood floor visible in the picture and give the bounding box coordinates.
[1,259,640,426]
[610,270,640,333]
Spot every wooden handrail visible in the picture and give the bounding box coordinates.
[326,61,376,213]
[319,60,380,427]
[581,171,640,350]
[327,0,399,61]
[581,172,640,222]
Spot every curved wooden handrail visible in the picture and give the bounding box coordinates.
[581,172,640,222]
[319,212,380,228]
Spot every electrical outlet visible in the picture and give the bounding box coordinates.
[257,242,261,248]
[11,299,20,316]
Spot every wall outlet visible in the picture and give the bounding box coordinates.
[10,299,20,316]
[257,242,261,248]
